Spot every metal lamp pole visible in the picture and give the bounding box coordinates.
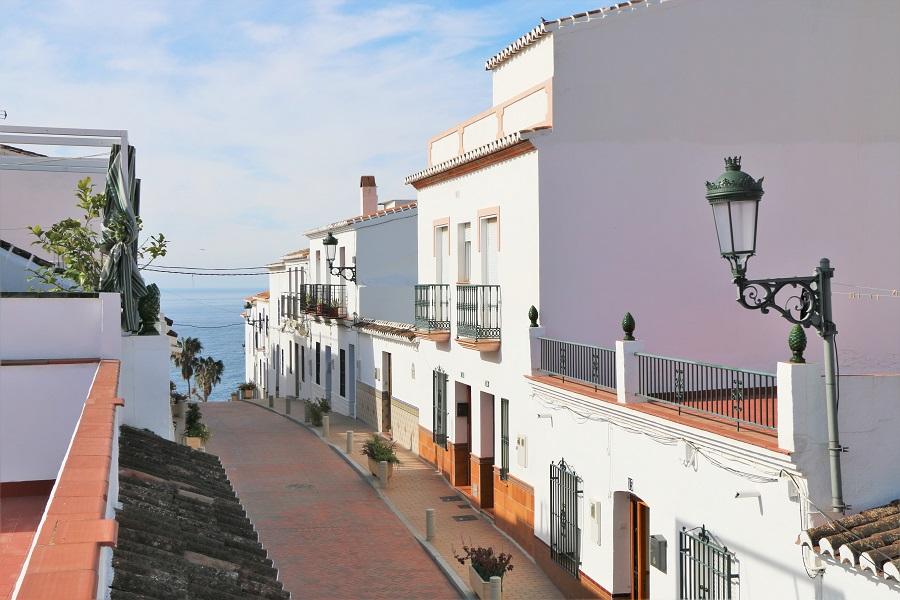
[706,158,846,513]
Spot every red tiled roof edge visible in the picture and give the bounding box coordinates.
[16,360,122,600]
[304,201,417,237]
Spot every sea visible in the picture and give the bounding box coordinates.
[160,288,254,402]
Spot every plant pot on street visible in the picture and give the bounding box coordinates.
[242,389,253,399]
[184,436,204,450]
[368,457,394,482]
[469,566,503,600]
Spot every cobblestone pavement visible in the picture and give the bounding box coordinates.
[241,396,564,600]
[203,401,461,600]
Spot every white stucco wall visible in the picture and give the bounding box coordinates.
[0,363,98,482]
[537,0,900,374]
[355,211,418,323]
[119,333,172,439]
[491,35,553,106]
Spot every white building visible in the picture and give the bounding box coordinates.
[399,1,900,599]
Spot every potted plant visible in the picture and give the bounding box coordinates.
[183,403,211,449]
[455,545,513,599]
[307,397,331,427]
[238,382,256,399]
[360,435,400,480]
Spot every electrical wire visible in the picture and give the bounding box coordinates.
[177,322,245,329]
[140,264,268,271]
[144,268,267,276]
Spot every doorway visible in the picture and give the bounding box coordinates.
[348,344,356,417]
[294,342,300,397]
[630,495,650,600]
[453,382,472,488]
[381,351,392,434]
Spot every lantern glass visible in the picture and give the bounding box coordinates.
[323,232,338,263]
[711,197,759,277]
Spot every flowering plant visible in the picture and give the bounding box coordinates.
[454,545,513,580]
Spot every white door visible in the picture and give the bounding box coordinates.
[435,226,449,283]
[481,217,498,284]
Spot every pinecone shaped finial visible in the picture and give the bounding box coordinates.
[788,324,807,364]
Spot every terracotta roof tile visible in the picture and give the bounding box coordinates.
[304,201,417,237]
[355,319,417,341]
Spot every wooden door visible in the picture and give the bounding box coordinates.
[630,496,650,600]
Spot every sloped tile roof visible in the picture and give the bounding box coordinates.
[111,426,289,600]
[800,499,900,582]
[304,201,417,237]
[355,319,417,342]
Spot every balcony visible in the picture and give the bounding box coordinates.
[456,284,501,351]
[414,284,451,342]
[301,284,347,319]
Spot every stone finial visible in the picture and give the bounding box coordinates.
[622,312,635,341]
[138,284,160,335]
[528,305,539,328]
[789,324,807,363]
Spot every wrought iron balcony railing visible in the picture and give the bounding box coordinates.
[456,284,500,340]
[637,353,777,431]
[299,283,347,319]
[414,284,450,331]
[539,338,616,391]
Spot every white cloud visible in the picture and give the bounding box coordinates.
[0,0,584,288]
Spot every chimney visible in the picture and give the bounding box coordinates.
[360,175,378,215]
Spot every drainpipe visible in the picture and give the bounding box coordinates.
[818,259,846,513]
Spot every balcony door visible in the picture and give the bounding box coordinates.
[435,225,449,284]
[481,217,498,285]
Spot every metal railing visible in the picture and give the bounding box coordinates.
[414,284,450,331]
[637,353,777,431]
[300,283,347,319]
[550,458,582,579]
[539,338,616,391]
[679,526,739,599]
[456,284,500,340]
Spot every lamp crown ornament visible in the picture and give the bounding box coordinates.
[622,312,636,341]
[788,324,808,364]
[705,156,764,201]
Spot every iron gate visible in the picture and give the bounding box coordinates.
[550,458,582,578]
[679,526,739,599]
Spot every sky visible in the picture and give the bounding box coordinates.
[1,0,591,290]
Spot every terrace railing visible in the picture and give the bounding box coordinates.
[539,338,616,391]
[414,284,450,331]
[456,284,500,340]
[636,353,777,431]
[300,284,347,319]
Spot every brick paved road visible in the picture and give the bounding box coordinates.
[203,401,460,600]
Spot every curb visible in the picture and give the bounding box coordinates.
[235,399,475,600]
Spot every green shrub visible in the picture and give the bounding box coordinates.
[361,435,399,464]
[184,403,211,442]
[307,397,331,427]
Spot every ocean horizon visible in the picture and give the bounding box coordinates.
[160,287,257,402]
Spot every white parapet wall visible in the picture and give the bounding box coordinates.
[119,332,174,440]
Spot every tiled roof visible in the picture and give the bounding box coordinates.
[245,291,270,302]
[800,499,900,582]
[0,144,46,157]
[355,319,417,342]
[404,129,546,185]
[0,239,57,269]
[304,201,417,237]
[281,248,309,261]
[484,0,651,71]
[111,426,289,600]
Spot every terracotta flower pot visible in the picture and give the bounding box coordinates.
[367,457,394,481]
[242,389,254,399]
[184,436,204,450]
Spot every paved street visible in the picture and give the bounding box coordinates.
[203,401,460,600]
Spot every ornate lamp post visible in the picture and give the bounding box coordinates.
[706,157,846,513]
[322,232,356,282]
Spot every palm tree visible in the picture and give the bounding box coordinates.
[195,356,225,402]
[171,337,203,398]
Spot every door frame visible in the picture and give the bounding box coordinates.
[630,495,650,600]
[381,351,392,433]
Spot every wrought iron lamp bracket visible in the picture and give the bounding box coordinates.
[327,260,356,283]
[733,274,831,335]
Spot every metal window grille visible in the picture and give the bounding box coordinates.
[637,353,777,431]
[433,368,448,448]
[339,349,346,397]
[550,458,582,579]
[500,398,509,480]
[679,526,739,599]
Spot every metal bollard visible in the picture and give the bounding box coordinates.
[322,414,330,438]
[489,577,501,600]
[378,460,390,489]
[268,394,273,408]
[425,508,435,541]
[346,431,353,454]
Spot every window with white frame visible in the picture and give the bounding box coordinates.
[435,225,449,283]
[480,216,499,284]
[458,222,471,283]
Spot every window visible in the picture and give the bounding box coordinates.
[315,342,321,385]
[500,398,509,480]
[550,458,582,579]
[301,345,306,382]
[316,250,321,284]
[281,348,284,375]
[339,349,346,397]
[458,222,471,283]
[679,526,739,599]
[435,225,448,283]
[432,368,448,448]
[480,216,499,284]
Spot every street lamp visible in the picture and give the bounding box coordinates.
[706,156,847,513]
[322,231,356,282]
